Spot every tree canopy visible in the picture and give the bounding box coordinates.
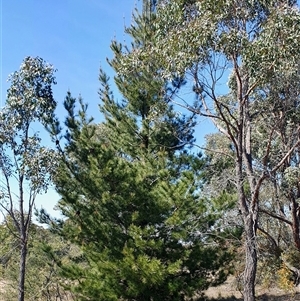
[0,56,58,301]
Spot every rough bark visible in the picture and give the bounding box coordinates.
[291,197,300,250]
[237,157,258,301]
[235,63,258,301]
[243,216,257,301]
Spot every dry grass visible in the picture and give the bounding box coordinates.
[2,277,300,301]
[0,279,75,301]
[204,276,300,301]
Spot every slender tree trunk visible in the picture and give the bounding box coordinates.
[18,235,28,301]
[237,169,257,301]
[243,216,257,301]
[243,95,258,301]
[236,154,256,301]
[18,177,27,301]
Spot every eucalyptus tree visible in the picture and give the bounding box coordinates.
[116,1,300,300]
[204,46,300,285]
[253,70,300,283]
[199,70,300,286]
[0,57,58,301]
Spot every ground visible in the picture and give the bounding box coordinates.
[204,276,300,300]
[1,277,300,300]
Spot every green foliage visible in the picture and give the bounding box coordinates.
[0,56,58,197]
[47,3,234,300]
[0,56,58,301]
[101,1,196,158]
[120,0,300,81]
[121,2,300,300]
[52,110,233,300]
[6,56,57,126]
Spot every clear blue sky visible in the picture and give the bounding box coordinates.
[0,0,142,220]
[1,0,140,115]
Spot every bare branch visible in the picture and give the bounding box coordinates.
[260,208,292,226]
[271,137,300,174]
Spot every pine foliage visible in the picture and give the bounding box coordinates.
[50,2,234,300]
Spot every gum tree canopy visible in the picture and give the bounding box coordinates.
[117,1,300,300]
[0,56,58,301]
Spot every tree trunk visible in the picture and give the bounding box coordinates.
[236,132,257,301]
[18,236,27,301]
[291,197,300,250]
[243,216,257,301]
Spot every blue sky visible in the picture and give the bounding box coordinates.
[1,1,140,115]
[0,1,142,220]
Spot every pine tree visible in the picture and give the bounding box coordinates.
[48,3,233,300]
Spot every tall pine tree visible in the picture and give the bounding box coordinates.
[48,2,233,300]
